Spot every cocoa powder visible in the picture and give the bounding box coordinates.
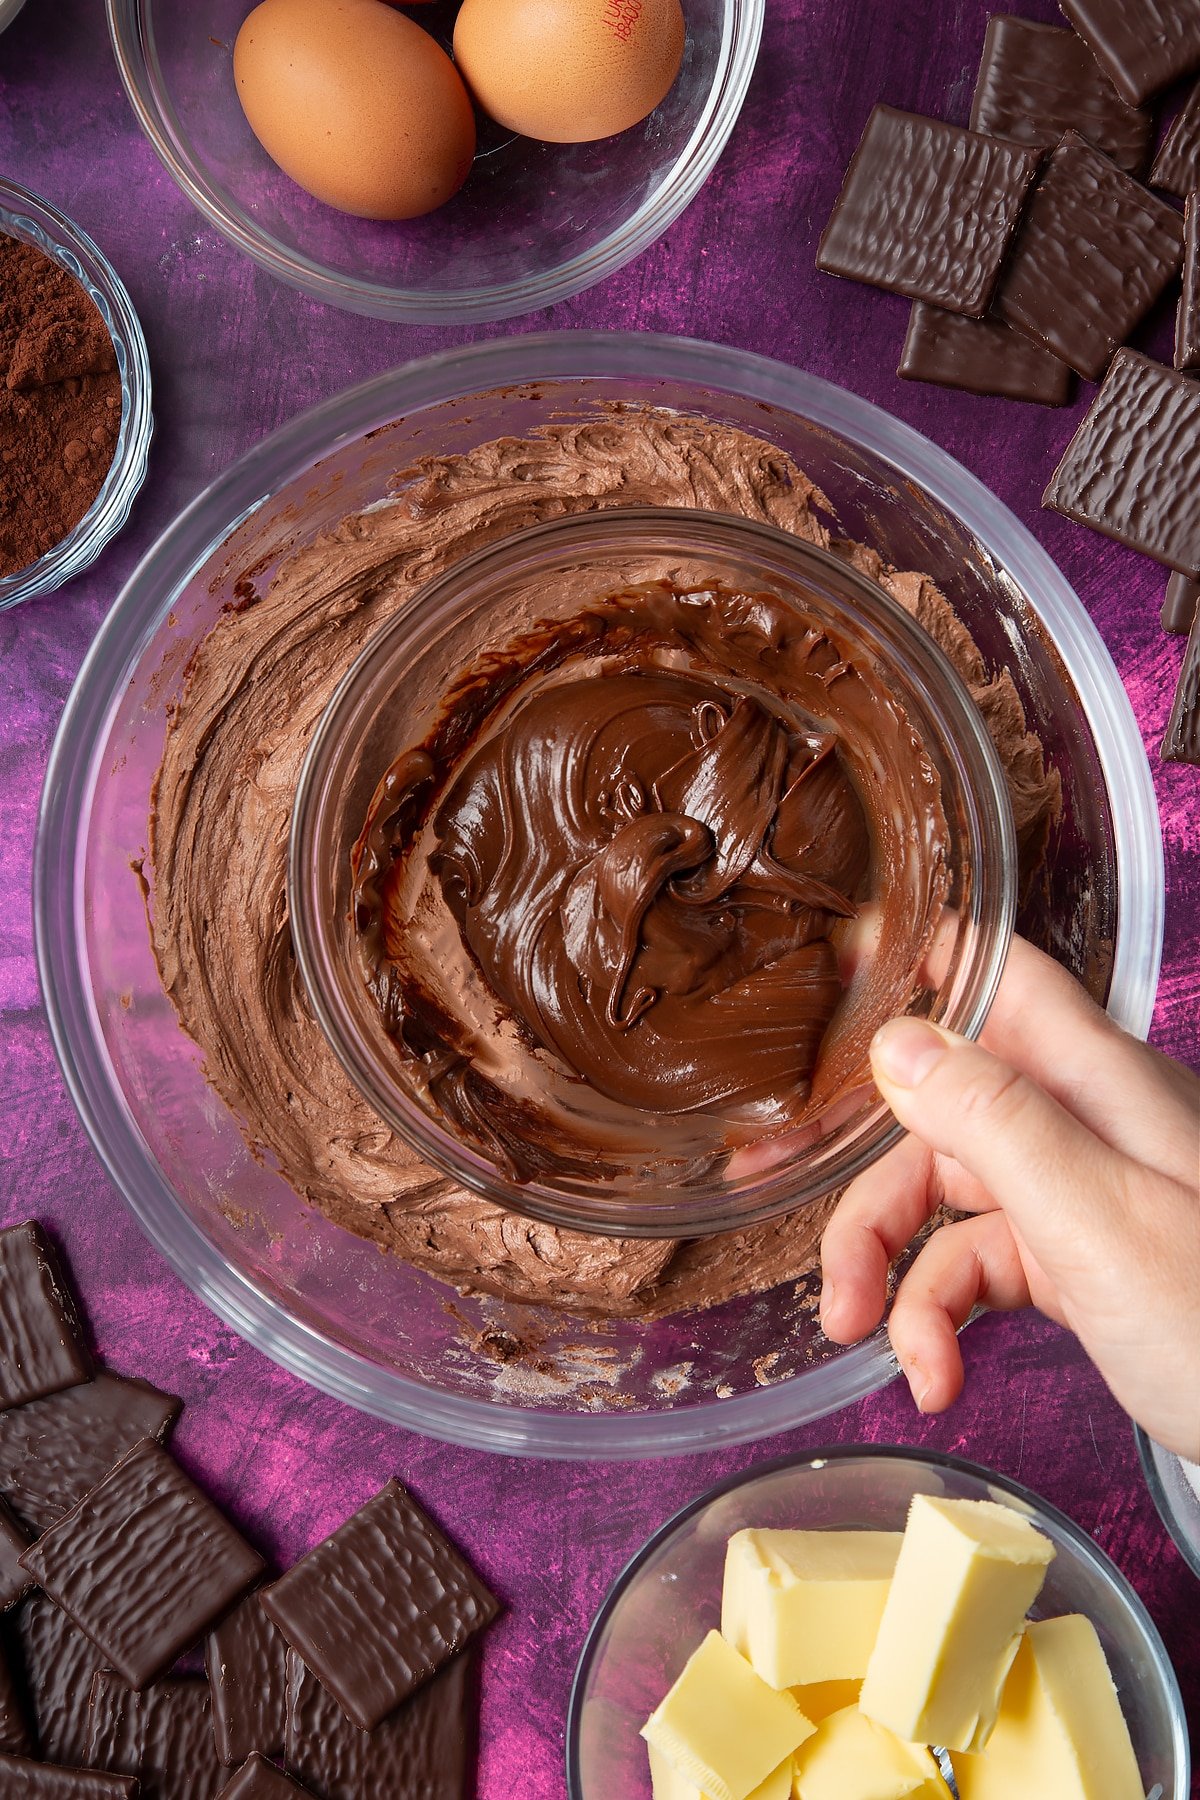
[0,233,121,580]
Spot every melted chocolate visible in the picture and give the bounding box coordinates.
[352,581,939,1184]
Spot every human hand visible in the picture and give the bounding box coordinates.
[818,934,1200,1460]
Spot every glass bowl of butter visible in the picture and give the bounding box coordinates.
[567,1446,1189,1800]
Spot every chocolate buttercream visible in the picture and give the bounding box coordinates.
[147,412,1059,1316]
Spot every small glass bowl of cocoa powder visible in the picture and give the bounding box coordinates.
[0,177,152,609]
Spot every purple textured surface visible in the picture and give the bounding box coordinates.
[0,3,1197,1797]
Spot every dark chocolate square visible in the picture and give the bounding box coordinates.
[0,1495,33,1611]
[971,14,1152,174]
[0,1371,181,1536]
[217,1754,315,1800]
[19,1439,264,1690]
[817,105,1041,316]
[0,1223,91,1411]
[12,1589,108,1766]
[260,1482,497,1733]
[0,1757,136,1799]
[1176,194,1200,372]
[1044,350,1200,575]
[898,303,1073,404]
[994,131,1182,379]
[1162,603,1200,765]
[284,1648,473,1800]
[206,1592,288,1765]
[1059,0,1200,107]
[1150,81,1200,197]
[87,1670,231,1800]
[1163,573,1200,634]
[0,1641,33,1757]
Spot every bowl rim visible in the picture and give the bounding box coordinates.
[104,0,766,324]
[290,504,1017,1238]
[0,175,153,610]
[564,1442,1192,1800]
[1134,1426,1200,1583]
[34,330,1165,1457]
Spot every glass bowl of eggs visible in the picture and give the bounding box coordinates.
[105,0,763,322]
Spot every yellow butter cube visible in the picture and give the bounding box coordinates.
[791,1705,951,1800]
[648,1744,795,1800]
[789,1678,861,1723]
[722,1529,902,1687]
[950,1616,1143,1800]
[641,1630,816,1800]
[860,1496,1055,1752]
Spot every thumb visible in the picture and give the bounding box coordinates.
[868,1017,1126,1259]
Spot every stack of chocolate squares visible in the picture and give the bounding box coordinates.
[0,1221,498,1799]
[816,2,1200,767]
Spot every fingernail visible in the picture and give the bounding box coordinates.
[905,1357,934,1410]
[871,1017,947,1089]
[819,1281,837,1331]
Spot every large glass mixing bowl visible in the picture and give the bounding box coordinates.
[35,333,1163,1458]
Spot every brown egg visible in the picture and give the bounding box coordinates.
[234,0,476,219]
[453,0,686,143]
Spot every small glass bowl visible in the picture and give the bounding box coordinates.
[1136,1428,1200,1582]
[105,0,763,323]
[291,508,1016,1240]
[0,178,152,611]
[567,1446,1190,1800]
